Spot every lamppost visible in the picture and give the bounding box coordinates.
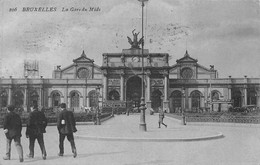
[95,86,101,125]
[138,0,148,132]
[182,87,186,125]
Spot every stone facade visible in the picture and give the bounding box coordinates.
[0,47,260,113]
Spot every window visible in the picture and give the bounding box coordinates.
[52,92,61,107]
[71,92,79,108]
[191,91,201,111]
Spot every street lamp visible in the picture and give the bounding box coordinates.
[182,87,186,125]
[95,86,101,125]
[138,0,148,132]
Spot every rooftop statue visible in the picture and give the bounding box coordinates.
[127,29,144,49]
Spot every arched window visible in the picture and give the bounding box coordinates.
[211,91,220,101]
[52,92,61,107]
[71,91,80,108]
[247,90,257,105]
[191,91,202,112]
[89,90,99,108]
[108,90,120,100]
[170,91,182,113]
[232,90,242,107]
[151,89,163,113]
[30,90,39,106]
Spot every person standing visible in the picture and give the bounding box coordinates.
[3,105,24,162]
[25,103,47,160]
[158,108,167,128]
[57,103,77,158]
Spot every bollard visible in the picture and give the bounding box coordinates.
[96,112,101,125]
[182,114,186,125]
[111,108,114,117]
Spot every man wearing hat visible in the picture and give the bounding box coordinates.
[57,103,77,158]
[26,103,47,160]
[3,105,24,162]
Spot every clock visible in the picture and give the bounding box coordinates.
[132,56,140,62]
[181,67,193,79]
[77,68,90,79]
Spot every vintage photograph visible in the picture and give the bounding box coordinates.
[0,0,260,164]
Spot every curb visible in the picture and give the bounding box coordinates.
[75,132,224,142]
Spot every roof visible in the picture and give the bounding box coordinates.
[73,50,94,63]
[176,50,198,63]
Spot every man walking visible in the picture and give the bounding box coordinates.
[26,103,47,160]
[3,105,24,162]
[158,108,167,128]
[57,103,77,158]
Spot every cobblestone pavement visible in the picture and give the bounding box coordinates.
[0,114,260,165]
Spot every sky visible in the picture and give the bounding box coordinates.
[0,0,260,78]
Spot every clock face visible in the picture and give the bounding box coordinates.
[132,56,140,62]
[77,68,90,79]
[181,68,193,79]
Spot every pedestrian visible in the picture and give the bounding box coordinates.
[25,103,47,160]
[158,108,167,128]
[57,103,77,158]
[3,105,24,162]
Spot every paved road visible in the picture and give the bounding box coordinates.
[0,114,260,165]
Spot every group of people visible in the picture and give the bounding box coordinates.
[3,103,77,163]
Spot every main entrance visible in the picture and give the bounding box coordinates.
[126,76,143,108]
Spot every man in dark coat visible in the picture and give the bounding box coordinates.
[26,103,47,160]
[3,105,24,162]
[57,103,77,158]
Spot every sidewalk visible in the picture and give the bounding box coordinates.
[0,113,260,165]
[75,114,223,142]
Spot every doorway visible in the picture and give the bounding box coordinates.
[126,76,142,109]
[151,89,162,113]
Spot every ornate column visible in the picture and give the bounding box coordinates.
[146,70,152,114]
[8,86,12,105]
[67,96,71,109]
[204,87,208,110]
[257,90,260,107]
[103,70,108,101]
[40,76,44,108]
[120,70,124,101]
[48,96,52,107]
[83,87,86,106]
[228,87,232,100]
[8,76,13,105]
[243,76,248,106]
[39,87,42,108]
[182,87,186,112]
[163,71,169,112]
[244,87,247,106]
[23,86,28,112]
[228,76,232,100]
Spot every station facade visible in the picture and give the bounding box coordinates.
[0,39,260,113]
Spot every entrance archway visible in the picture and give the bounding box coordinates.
[70,91,80,110]
[170,90,182,113]
[151,89,162,113]
[232,91,242,107]
[247,90,257,105]
[191,90,202,112]
[29,90,39,107]
[126,76,142,108]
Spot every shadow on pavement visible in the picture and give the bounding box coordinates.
[22,151,125,163]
